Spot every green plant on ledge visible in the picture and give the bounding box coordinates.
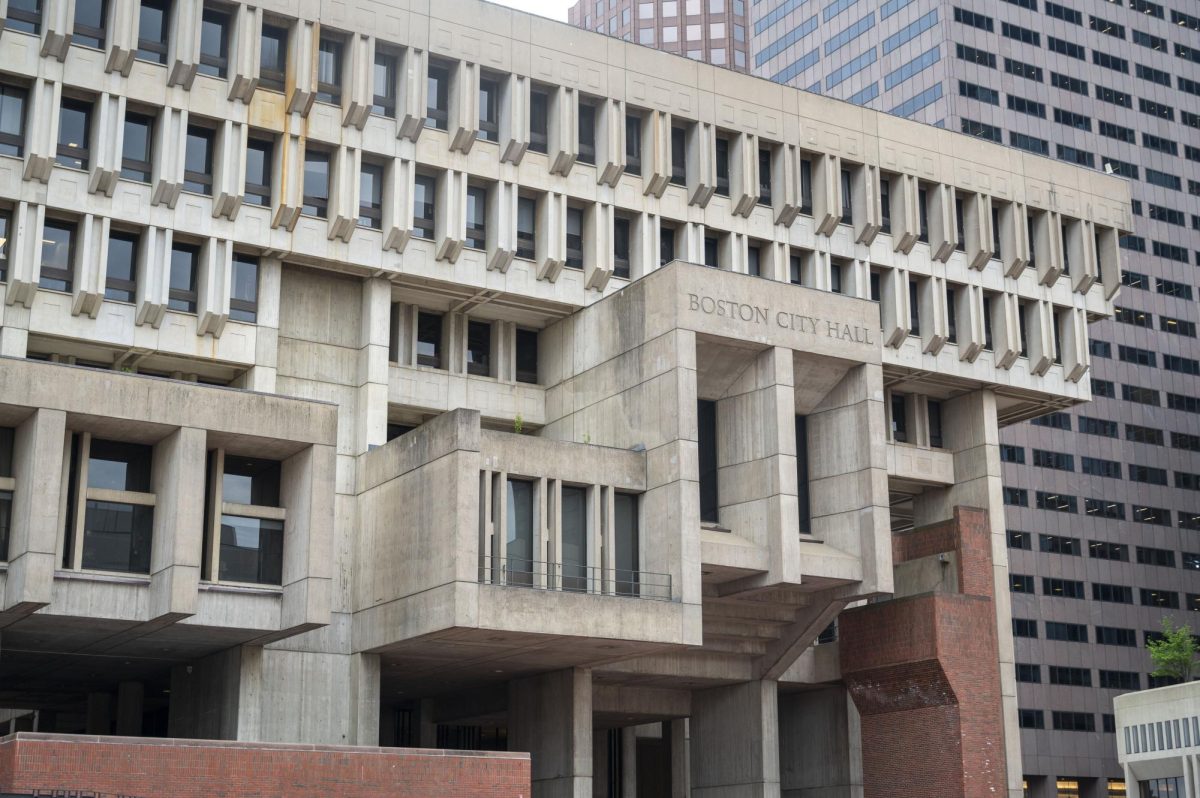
[513,414,524,435]
[1147,618,1198,682]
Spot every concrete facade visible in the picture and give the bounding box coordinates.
[0,0,1130,795]
[1114,682,1200,798]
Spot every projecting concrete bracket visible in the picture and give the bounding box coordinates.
[754,594,851,681]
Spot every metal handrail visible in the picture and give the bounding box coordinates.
[477,555,672,601]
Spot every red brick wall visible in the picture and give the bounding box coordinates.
[840,506,1006,798]
[0,733,530,798]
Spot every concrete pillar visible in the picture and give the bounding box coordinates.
[621,727,637,798]
[149,426,205,622]
[509,667,593,798]
[86,692,112,735]
[779,686,862,798]
[3,408,66,617]
[690,680,780,798]
[115,681,144,736]
[668,718,689,798]
[1184,756,1196,798]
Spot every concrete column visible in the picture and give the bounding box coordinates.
[509,667,593,798]
[779,686,862,798]
[1184,756,1196,798]
[621,727,637,798]
[115,681,144,736]
[690,680,780,798]
[149,426,205,622]
[1122,766,1136,798]
[86,692,112,735]
[668,719,689,798]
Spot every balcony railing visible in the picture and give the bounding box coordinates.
[477,555,672,601]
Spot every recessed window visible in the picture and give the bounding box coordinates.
[529,85,549,154]
[613,216,631,279]
[105,230,138,302]
[713,134,730,196]
[136,0,170,64]
[515,328,538,384]
[259,21,288,91]
[77,438,155,574]
[372,47,398,117]
[670,124,686,185]
[73,0,107,48]
[217,455,283,585]
[660,224,676,266]
[746,243,760,277]
[359,162,384,229]
[578,98,597,165]
[625,112,642,175]
[121,110,154,183]
[413,174,435,239]
[565,207,584,268]
[478,73,500,142]
[758,147,772,205]
[229,253,258,323]
[183,124,215,195]
[0,84,27,158]
[39,219,75,293]
[56,98,92,171]
[168,243,198,312]
[466,320,491,377]
[703,235,718,268]
[301,149,329,218]
[416,311,443,369]
[316,33,344,105]
[244,135,273,207]
[0,210,10,283]
[198,5,230,78]
[465,185,487,250]
[6,0,42,33]
[516,196,536,260]
[426,60,450,130]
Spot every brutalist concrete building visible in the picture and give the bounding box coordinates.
[0,0,1133,796]
[577,2,1200,797]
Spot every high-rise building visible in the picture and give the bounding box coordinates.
[0,0,1133,796]
[567,0,752,71]
[581,1,1200,796]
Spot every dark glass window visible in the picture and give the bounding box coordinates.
[625,113,641,175]
[908,279,920,335]
[302,149,329,217]
[891,393,907,443]
[465,186,486,250]
[416,311,443,368]
[183,124,214,195]
[714,135,730,196]
[359,162,383,229]
[1018,710,1044,729]
[879,177,890,232]
[0,84,27,157]
[168,243,198,312]
[795,414,809,534]
[577,99,596,165]
[945,287,956,342]
[703,236,718,268]
[565,207,583,268]
[478,74,499,142]
[840,168,852,219]
[316,35,344,105]
[466,320,491,377]
[0,211,10,283]
[660,225,675,266]
[614,492,640,596]
[198,6,230,78]
[136,0,170,64]
[372,49,397,117]
[57,98,92,170]
[516,196,535,260]
[82,439,154,574]
[613,217,630,279]
[244,135,272,206]
[222,456,280,506]
[1008,530,1031,550]
[927,401,943,448]
[505,479,534,585]
[39,219,75,292]
[758,148,772,205]
[426,61,449,129]
[515,328,538,384]
[259,22,288,91]
[229,254,258,323]
[121,111,154,182]
[105,230,138,302]
[670,125,686,185]
[73,0,107,48]
[219,515,283,585]
[561,485,588,592]
[6,0,43,33]
[413,174,435,239]
[697,399,718,524]
[917,187,928,242]
[746,245,760,277]
[529,86,549,154]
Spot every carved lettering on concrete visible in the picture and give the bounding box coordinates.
[686,293,875,345]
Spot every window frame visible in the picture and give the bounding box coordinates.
[315,32,345,105]
[168,242,199,313]
[0,83,28,158]
[56,96,93,171]
[183,122,216,196]
[358,161,384,230]
[259,20,289,92]
[120,109,155,183]
[136,0,171,64]
[104,228,139,303]
[39,218,76,293]
[73,0,108,49]
[229,252,259,323]
[301,147,331,218]
[198,4,231,78]
[244,134,273,207]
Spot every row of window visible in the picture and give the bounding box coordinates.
[1010,574,1197,611]
[1086,377,1200,418]
[1120,271,1195,301]
[1015,663,1147,691]
[1123,716,1200,759]
[1009,421,1200,452]
[1008,532,1200,571]
[1012,618,1200,650]
[0,211,258,320]
[1002,486,1197,530]
[1017,709,1109,733]
[1004,444,1200,489]
[389,308,539,385]
[1112,306,1198,337]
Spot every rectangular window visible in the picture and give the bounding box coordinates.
[426,60,450,130]
[561,485,588,592]
[136,0,170,63]
[73,0,107,48]
[515,328,538,385]
[355,162,383,229]
[474,73,499,143]
[908,279,920,335]
[1090,15,1124,37]
[1019,710,1044,729]
[1003,487,1026,506]
[960,82,999,105]
[1126,424,1163,445]
[1000,21,1038,45]
[39,219,75,292]
[259,22,288,92]
[757,147,772,205]
[168,243,198,312]
[372,48,397,117]
[315,34,344,105]
[1008,530,1030,550]
[1140,588,1179,609]
[217,455,283,585]
[1011,574,1035,593]
[613,216,631,279]
[1016,664,1040,683]
[1136,546,1175,567]
[565,207,583,269]
[6,0,42,33]
[577,98,596,165]
[302,149,329,218]
[1090,541,1128,562]
[244,135,272,207]
[528,85,549,154]
[183,124,214,195]
[1012,618,1037,638]
[1047,36,1084,59]
[697,399,718,524]
[416,311,443,369]
[466,320,491,377]
[57,98,92,170]
[714,134,730,196]
[104,230,138,302]
[413,174,435,239]
[670,124,686,185]
[1092,50,1128,73]
[1048,666,1091,687]
[1006,94,1044,118]
[1005,58,1043,81]
[1096,626,1136,646]
[1039,534,1080,555]
[1000,445,1024,463]
[1043,577,1084,598]
[465,185,486,250]
[80,438,154,574]
[625,113,642,175]
[121,110,154,183]
[198,5,230,78]
[516,196,535,261]
[0,84,27,158]
[1132,505,1170,526]
[1093,583,1133,604]
[229,253,258,323]
[614,492,640,596]
[1036,491,1076,513]
[891,393,908,443]
[1045,621,1088,642]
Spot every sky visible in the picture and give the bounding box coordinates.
[489,0,574,21]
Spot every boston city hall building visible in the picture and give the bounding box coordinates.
[0,0,1131,795]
